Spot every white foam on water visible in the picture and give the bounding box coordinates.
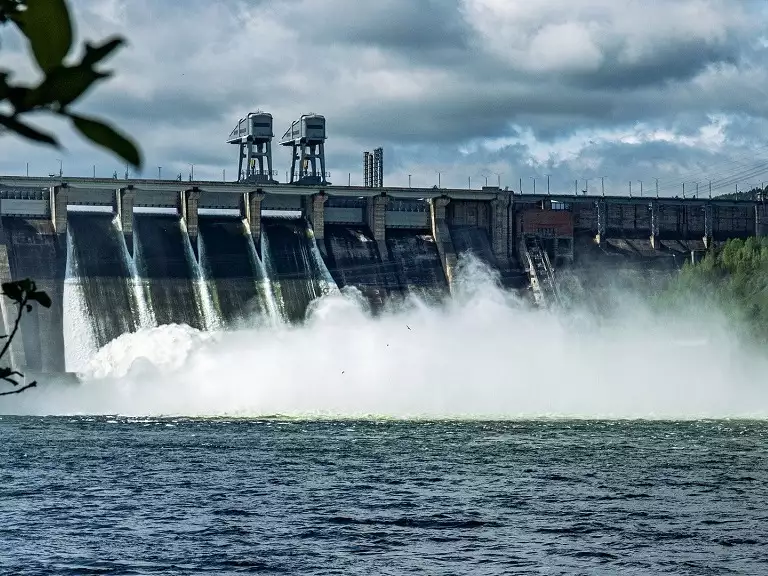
[6,256,768,419]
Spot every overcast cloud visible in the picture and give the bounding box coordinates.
[1,0,767,195]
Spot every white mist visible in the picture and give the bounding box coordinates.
[6,256,768,419]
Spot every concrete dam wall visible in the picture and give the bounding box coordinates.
[1,176,767,372]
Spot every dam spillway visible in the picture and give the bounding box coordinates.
[1,174,767,373]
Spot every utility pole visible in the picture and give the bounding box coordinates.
[158,166,162,179]
[638,180,643,197]
[26,162,29,177]
[223,169,226,182]
[629,181,632,197]
[655,178,659,198]
[468,176,471,189]
[408,174,412,188]
[190,164,194,180]
[348,172,351,186]
[600,176,605,197]
[574,179,578,195]
[519,177,523,193]
[709,180,712,198]
[545,174,550,195]
[93,165,96,178]
[529,176,536,195]
[682,182,685,198]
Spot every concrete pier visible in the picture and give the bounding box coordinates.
[179,188,201,259]
[650,201,661,249]
[430,196,457,286]
[49,185,67,237]
[490,193,511,261]
[595,200,606,245]
[114,187,135,255]
[240,190,266,253]
[756,204,768,237]
[365,193,389,260]
[304,192,328,240]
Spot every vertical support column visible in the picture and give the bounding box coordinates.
[490,191,512,261]
[703,203,713,249]
[319,143,327,184]
[179,188,201,261]
[595,200,606,245]
[114,186,135,256]
[303,192,327,240]
[756,203,768,237]
[49,185,67,238]
[240,190,265,254]
[650,200,661,249]
[430,196,457,288]
[365,194,389,260]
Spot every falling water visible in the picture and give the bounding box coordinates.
[181,221,221,332]
[260,225,286,317]
[62,229,99,373]
[307,226,339,295]
[116,218,155,330]
[244,228,281,326]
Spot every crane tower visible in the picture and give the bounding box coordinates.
[227,111,276,183]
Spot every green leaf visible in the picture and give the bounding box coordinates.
[13,0,73,72]
[23,65,108,109]
[0,113,58,146]
[1,280,23,303]
[29,290,51,308]
[82,37,124,67]
[69,113,142,169]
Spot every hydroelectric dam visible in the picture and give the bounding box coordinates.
[1,111,767,373]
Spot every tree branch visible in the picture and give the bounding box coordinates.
[0,380,36,396]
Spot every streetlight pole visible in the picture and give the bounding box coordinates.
[348,172,351,186]
[655,178,659,198]
[638,180,643,197]
[190,164,194,180]
[584,178,591,195]
[546,174,550,195]
[493,172,503,188]
[529,176,536,195]
[600,176,605,197]
[158,166,162,179]
[57,159,62,176]
[408,174,412,188]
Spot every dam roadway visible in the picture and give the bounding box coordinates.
[1,174,767,373]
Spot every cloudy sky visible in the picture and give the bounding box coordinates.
[1,0,768,196]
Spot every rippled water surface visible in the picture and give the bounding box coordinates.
[1,418,766,574]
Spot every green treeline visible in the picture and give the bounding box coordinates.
[661,237,768,340]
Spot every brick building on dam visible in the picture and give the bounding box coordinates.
[0,110,766,373]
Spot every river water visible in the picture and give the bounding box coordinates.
[1,418,765,574]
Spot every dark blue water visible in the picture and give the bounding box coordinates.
[1,419,766,574]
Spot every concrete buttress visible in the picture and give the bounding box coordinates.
[490,192,512,261]
[240,190,265,254]
[756,204,768,237]
[365,193,389,260]
[49,185,67,239]
[115,187,135,256]
[650,201,660,249]
[179,188,201,260]
[430,196,457,288]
